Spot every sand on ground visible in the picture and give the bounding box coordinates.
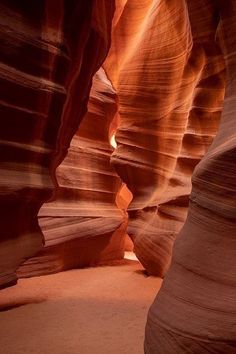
[0,257,162,354]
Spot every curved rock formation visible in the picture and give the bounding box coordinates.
[0,0,115,287]
[104,0,225,276]
[18,68,127,277]
[145,0,236,352]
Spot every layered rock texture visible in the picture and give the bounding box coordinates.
[1,0,236,350]
[145,0,236,352]
[104,0,225,276]
[18,68,127,277]
[0,0,115,287]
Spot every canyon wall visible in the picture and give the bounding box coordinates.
[104,0,225,276]
[0,0,115,287]
[18,68,127,277]
[145,0,236,352]
[1,0,233,304]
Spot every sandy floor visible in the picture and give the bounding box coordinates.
[0,256,162,354]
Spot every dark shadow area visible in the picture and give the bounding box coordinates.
[0,298,46,312]
[134,269,149,277]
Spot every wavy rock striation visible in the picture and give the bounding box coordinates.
[104,0,225,276]
[0,0,115,287]
[145,0,236,352]
[18,68,127,277]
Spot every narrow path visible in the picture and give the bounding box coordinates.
[0,259,162,354]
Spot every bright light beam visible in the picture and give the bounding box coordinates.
[110,133,117,149]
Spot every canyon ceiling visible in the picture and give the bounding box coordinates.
[0,0,236,353]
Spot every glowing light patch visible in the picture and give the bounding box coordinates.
[124,252,139,261]
[110,133,117,149]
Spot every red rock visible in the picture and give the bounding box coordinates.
[18,68,127,277]
[145,0,236,352]
[104,0,225,276]
[0,0,115,287]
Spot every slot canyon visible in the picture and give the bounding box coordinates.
[0,1,235,353]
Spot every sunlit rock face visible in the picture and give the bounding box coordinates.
[145,0,236,352]
[0,0,115,287]
[104,0,225,276]
[18,68,127,277]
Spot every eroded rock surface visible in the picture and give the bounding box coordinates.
[145,0,236,352]
[104,0,225,276]
[18,68,127,277]
[0,0,115,287]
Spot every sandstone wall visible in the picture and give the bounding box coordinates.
[104,0,225,276]
[18,68,127,277]
[145,0,236,352]
[0,0,115,287]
